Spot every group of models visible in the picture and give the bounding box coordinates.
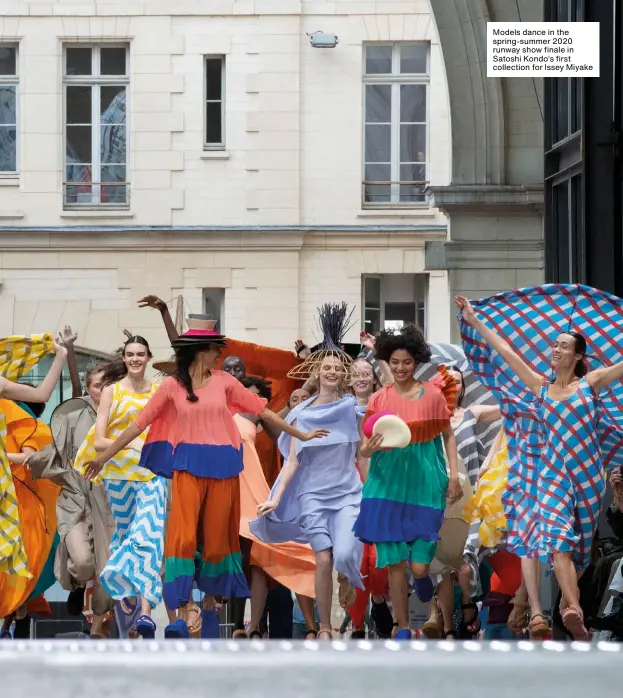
[1,283,622,642]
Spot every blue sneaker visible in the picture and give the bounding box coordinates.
[413,576,434,603]
[394,628,413,641]
[164,618,190,639]
[135,615,157,639]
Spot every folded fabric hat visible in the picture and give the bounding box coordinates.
[363,412,411,449]
[362,410,393,439]
[170,314,228,350]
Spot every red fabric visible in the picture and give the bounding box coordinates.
[350,542,389,629]
[488,549,522,597]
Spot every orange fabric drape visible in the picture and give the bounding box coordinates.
[220,340,305,486]
[0,400,59,617]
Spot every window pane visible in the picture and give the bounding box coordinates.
[101,165,127,203]
[364,276,381,306]
[400,163,426,183]
[101,47,127,76]
[364,308,381,335]
[400,84,426,122]
[205,102,222,144]
[66,86,92,124]
[400,45,427,74]
[365,45,392,74]
[385,302,416,325]
[365,84,391,123]
[66,47,92,76]
[0,86,16,124]
[205,58,223,101]
[400,164,426,202]
[553,181,570,283]
[364,164,391,203]
[399,124,426,162]
[0,126,16,171]
[65,165,93,205]
[365,124,391,162]
[101,86,126,123]
[101,125,126,163]
[570,77,581,134]
[66,126,92,163]
[554,77,569,142]
[0,47,16,75]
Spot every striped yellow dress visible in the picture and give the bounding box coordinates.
[0,333,55,578]
[462,430,509,549]
[74,381,158,483]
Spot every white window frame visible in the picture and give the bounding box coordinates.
[0,44,19,176]
[362,273,428,337]
[362,42,430,208]
[203,55,225,150]
[63,44,130,209]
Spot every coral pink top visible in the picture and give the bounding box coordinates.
[365,366,456,444]
[135,371,267,480]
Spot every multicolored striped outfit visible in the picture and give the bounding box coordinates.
[460,284,623,570]
[353,367,457,568]
[74,381,167,607]
[135,371,267,609]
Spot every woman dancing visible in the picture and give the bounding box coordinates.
[75,335,166,638]
[83,319,326,638]
[456,290,623,641]
[353,325,462,640]
[252,308,366,640]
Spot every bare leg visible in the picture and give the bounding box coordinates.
[552,552,580,608]
[91,614,106,637]
[296,594,317,632]
[249,567,269,633]
[140,598,152,616]
[436,574,455,634]
[314,549,334,635]
[521,557,543,616]
[387,563,409,630]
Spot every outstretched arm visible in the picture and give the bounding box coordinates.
[0,339,67,403]
[84,422,142,480]
[455,296,542,396]
[470,404,501,423]
[59,325,82,398]
[138,295,179,343]
[587,362,623,393]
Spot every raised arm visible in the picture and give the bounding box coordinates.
[0,339,67,403]
[257,422,301,515]
[138,295,179,343]
[586,361,623,393]
[469,404,501,423]
[59,325,82,398]
[455,296,542,396]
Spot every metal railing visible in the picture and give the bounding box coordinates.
[362,179,429,206]
[63,181,130,209]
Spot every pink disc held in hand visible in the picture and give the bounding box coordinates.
[363,410,394,438]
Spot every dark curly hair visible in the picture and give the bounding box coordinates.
[241,375,272,402]
[375,324,431,366]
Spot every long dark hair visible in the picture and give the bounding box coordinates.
[100,336,152,387]
[449,366,466,406]
[174,343,223,403]
[570,332,588,377]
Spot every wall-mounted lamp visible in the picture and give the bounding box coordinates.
[307,31,339,48]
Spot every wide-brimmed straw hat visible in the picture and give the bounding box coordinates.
[152,354,176,376]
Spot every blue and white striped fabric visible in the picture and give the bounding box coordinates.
[101,478,167,608]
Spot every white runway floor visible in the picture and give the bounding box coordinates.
[1,639,621,698]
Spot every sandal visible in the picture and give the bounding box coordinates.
[459,603,481,638]
[350,629,366,639]
[507,598,530,634]
[249,630,263,639]
[337,575,357,609]
[422,604,444,639]
[528,613,550,639]
[232,628,248,639]
[561,604,589,641]
[442,629,457,640]
[135,615,157,640]
[179,603,202,638]
[317,626,333,640]
[394,628,413,641]
[304,628,318,640]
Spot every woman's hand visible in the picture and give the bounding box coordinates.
[257,498,280,516]
[84,458,105,480]
[299,429,329,442]
[360,332,376,351]
[447,477,464,505]
[295,340,311,359]
[53,336,68,358]
[610,469,623,509]
[59,325,78,346]
[360,433,384,459]
[454,296,477,327]
[138,295,167,312]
